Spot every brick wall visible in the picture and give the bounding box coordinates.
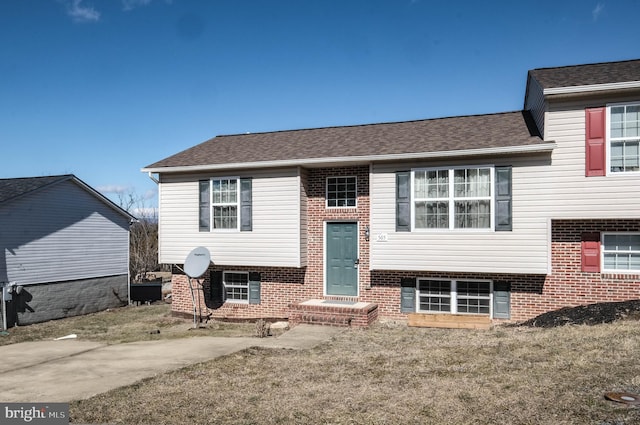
[513,219,640,320]
[171,166,372,321]
[306,166,371,293]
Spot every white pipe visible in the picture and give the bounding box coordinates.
[147,172,160,184]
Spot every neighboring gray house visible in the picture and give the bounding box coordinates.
[0,175,135,326]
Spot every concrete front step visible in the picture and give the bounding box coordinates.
[408,313,492,330]
[289,299,379,328]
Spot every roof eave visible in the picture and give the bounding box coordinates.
[543,81,640,95]
[142,142,555,174]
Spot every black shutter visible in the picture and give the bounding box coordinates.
[248,272,261,305]
[396,171,411,232]
[400,278,416,313]
[493,281,511,319]
[495,166,512,231]
[240,178,252,231]
[199,180,210,231]
[210,270,223,305]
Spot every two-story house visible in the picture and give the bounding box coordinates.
[142,58,640,327]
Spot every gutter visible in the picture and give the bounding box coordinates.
[142,142,556,174]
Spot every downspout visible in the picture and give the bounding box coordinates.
[147,172,160,184]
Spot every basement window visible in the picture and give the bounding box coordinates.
[417,279,492,315]
[223,271,249,303]
[602,233,640,272]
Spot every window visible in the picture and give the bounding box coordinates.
[223,271,249,303]
[602,233,640,272]
[213,178,239,229]
[609,103,640,173]
[199,177,252,231]
[418,279,451,312]
[417,279,492,315]
[456,281,491,314]
[413,167,492,229]
[327,176,357,207]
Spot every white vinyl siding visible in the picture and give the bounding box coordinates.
[370,157,551,274]
[299,167,309,267]
[0,180,130,285]
[158,168,303,267]
[543,99,640,218]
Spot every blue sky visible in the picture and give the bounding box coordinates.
[1,0,639,213]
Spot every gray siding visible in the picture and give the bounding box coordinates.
[158,168,303,266]
[0,180,131,285]
[7,275,128,326]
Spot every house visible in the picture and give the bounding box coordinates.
[0,175,135,326]
[143,58,640,327]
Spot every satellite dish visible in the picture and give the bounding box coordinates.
[184,246,211,278]
[183,246,212,329]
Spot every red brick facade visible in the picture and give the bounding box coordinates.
[171,167,640,324]
[514,219,640,320]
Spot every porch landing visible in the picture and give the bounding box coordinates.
[289,299,379,328]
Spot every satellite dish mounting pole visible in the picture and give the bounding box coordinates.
[188,277,197,328]
[183,247,212,329]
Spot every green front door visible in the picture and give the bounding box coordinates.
[326,222,358,296]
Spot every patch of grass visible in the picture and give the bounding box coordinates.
[71,320,640,424]
[0,304,256,345]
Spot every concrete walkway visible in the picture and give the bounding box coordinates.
[0,325,343,403]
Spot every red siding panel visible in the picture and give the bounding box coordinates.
[581,232,601,273]
[585,107,606,177]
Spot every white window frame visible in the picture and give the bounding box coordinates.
[223,271,249,304]
[210,177,240,231]
[606,102,640,175]
[411,166,495,231]
[326,176,358,208]
[601,232,640,273]
[416,278,493,316]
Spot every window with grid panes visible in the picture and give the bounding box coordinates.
[223,271,249,303]
[326,176,357,207]
[414,167,492,229]
[609,104,640,173]
[602,233,640,272]
[212,178,239,229]
[417,279,492,316]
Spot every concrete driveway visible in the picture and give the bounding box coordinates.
[0,325,342,402]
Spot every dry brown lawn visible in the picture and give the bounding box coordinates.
[0,303,255,345]
[70,319,640,425]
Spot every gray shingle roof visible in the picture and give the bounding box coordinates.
[529,59,640,89]
[145,111,544,170]
[0,175,72,204]
[0,175,136,220]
